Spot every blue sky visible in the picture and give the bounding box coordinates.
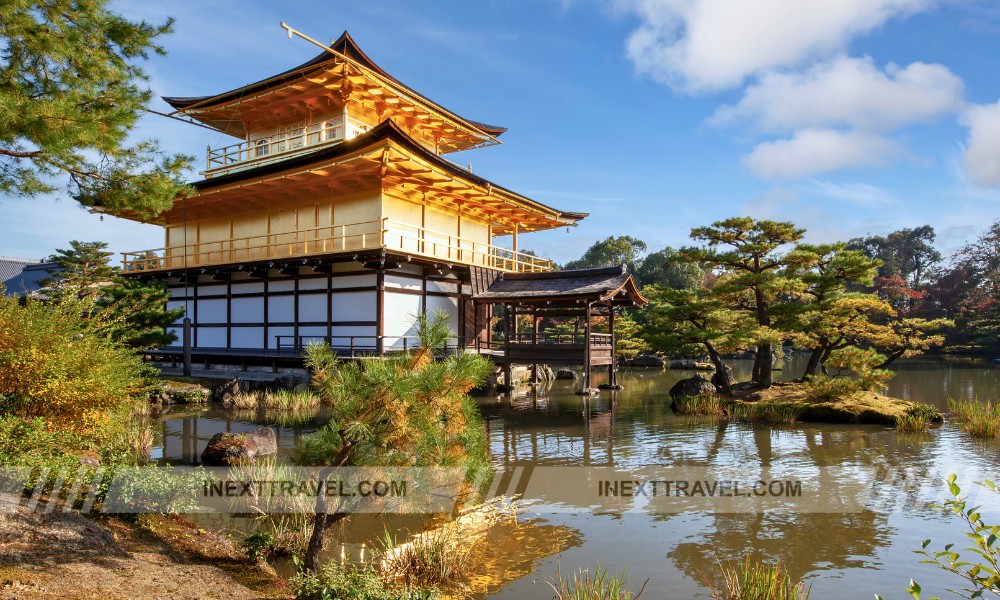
[3,0,1000,265]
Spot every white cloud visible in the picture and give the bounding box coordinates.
[742,129,902,179]
[711,56,963,132]
[619,0,934,93]
[961,100,1000,187]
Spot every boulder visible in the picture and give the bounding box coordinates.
[200,426,277,466]
[214,378,243,405]
[630,352,665,368]
[555,368,579,380]
[668,374,718,398]
[668,359,713,370]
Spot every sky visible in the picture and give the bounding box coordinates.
[3,0,1000,266]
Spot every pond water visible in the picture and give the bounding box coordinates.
[153,356,1000,599]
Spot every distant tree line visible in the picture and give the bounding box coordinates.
[549,218,1000,390]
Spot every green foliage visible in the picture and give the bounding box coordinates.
[380,528,474,590]
[680,217,807,388]
[613,312,650,361]
[706,556,810,600]
[0,415,86,469]
[299,324,492,478]
[42,241,184,349]
[414,308,451,350]
[802,347,893,398]
[563,236,647,272]
[848,225,941,289]
[0,292,151,434]
[293,559,441,600]
[635,246,705,290]
[948,398,1000,438]
[0,0,193,217]
[545,563,646,600]
[242,531,276,562]
[882,476,1000,600]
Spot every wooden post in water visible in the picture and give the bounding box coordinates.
[182,317,192,377]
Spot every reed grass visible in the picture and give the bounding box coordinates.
[727,403,801,425]
[546,563,646,600]
[895,403,940,432]
[948,397,1000,438]
[262,389,321,411]
[706,556,810,600]
[674,394,726,416]
[229,391,261,410]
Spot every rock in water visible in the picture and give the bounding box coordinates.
[214,378,243,405]
[200,426,277,466]
[630,352,665,368]
[668,374,718,398]
[555,368,579,380]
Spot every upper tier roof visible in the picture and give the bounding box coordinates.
[162,31,506,153]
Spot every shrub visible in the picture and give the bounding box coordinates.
[706,556,810,600]
[0,293,151,435]
[877,476,1000,600]
[948,397,1000,438]
[546,563,646,600]
[293,560,440,600]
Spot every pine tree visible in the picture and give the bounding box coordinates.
[0,0,192,217]
[44,240,183,349]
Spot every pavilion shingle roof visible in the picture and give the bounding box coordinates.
[474,265,647,306]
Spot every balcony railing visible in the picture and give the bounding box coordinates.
[122,218,552,274]
[203,117,371,177]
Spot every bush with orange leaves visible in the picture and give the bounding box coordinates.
[0,291,150,437]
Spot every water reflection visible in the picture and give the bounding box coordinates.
[152,358,1000,599]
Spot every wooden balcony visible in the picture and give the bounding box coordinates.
[203,117,371,177]
[121,218,552,274]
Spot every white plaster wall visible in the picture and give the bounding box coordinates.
[231,297,264,323]
[426,296,460,346]
[331,291,376,321]
[231,327,264,349]
[196,327,226,348]
[268,296,295,323]
[383,292,422,348]
[297,294,327,322]
[197,298,227,324]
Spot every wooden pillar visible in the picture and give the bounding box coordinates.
[609,306,617,387]
[531,307,539,384]
[502,303,512,390]
[583,303,593,391]
[376,267,385,355]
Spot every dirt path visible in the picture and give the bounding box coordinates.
[0,494,290,600]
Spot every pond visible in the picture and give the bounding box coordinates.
[152,355,1000,598]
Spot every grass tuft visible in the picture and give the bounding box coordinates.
[546,563,646,600]
[895,403,940,432]
[706,556,810,600]
[674,394,726,416]
[727,403,801,425]
[948,397,1000,438]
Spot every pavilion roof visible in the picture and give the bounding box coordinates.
[134,120,586,234]
[162,31,505,153]
[474,265,648,307]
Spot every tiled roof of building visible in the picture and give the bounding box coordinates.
[2,262,58,297]
[474,265,647,306]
